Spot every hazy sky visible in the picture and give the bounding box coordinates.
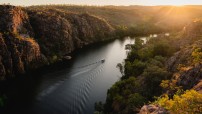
[1,0,202,6]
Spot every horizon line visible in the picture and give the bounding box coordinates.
[1,3,202,7]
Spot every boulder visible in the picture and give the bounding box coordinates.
[139,105,168,114]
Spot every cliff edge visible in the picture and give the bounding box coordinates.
[0,5,114,80]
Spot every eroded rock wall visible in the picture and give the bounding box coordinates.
[0,5,114,80]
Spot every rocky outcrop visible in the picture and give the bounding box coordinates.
[193,80,202,93]
[139,105,168,114]
[166,40,202,92]
[166,46,193,72]
[26,8,114,61]
[0,5,114,80]
[175,63,202,90]
[0,34,11,80]
[140,20,202,113]
[0,5,34,37]
[165,20,202,92]
[0,5,45,80]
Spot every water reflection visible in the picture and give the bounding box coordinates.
[3,37,136,114]
[2,34,165,114]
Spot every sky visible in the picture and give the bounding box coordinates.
[0,0,202,6]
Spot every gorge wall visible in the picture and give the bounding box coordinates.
[0,5,114,80]
[139,20,202,114]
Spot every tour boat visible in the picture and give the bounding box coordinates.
[101,59,105,63]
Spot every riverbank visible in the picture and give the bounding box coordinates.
[102,20,202,114]
[0,37,137,114]
[0,5,116,80]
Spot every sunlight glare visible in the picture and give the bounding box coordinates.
[172,1,185,6]
[163,0,187,6]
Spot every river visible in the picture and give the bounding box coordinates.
[2,36,154,114]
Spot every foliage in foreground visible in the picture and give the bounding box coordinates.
[154,90,202,114]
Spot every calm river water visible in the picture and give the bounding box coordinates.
[2,36,154,114]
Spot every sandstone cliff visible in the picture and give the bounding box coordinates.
[139,20,202,114]
[0,5,44,80]
[0,5,114,80]
[26,8,114,61]
[166,20,202,93]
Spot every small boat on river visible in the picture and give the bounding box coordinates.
[101,59,105,63]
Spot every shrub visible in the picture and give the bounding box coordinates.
[192,47,202,63]
[154,90,202,114]
[142,65,170,99]
[153,43,174,57]
[104,77,144,113]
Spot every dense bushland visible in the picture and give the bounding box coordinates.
[99,34,177,114]
[99,19,202,114]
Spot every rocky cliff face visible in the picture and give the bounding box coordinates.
[166,20,202,93]
[139,21,202,114]
[0,5,44,80]
[0,5,114,80]
[0,5,33,36]
[166,40,202,92]
[26,8,114,61]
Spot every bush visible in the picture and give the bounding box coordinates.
[95,101,104,112]
[153,43,174,57]
[192,47,202,63]
[104,77,144,113]
[142,65,171,99]
[154,90,202,114]
[127,93,146,109]
[124,60,146,77]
